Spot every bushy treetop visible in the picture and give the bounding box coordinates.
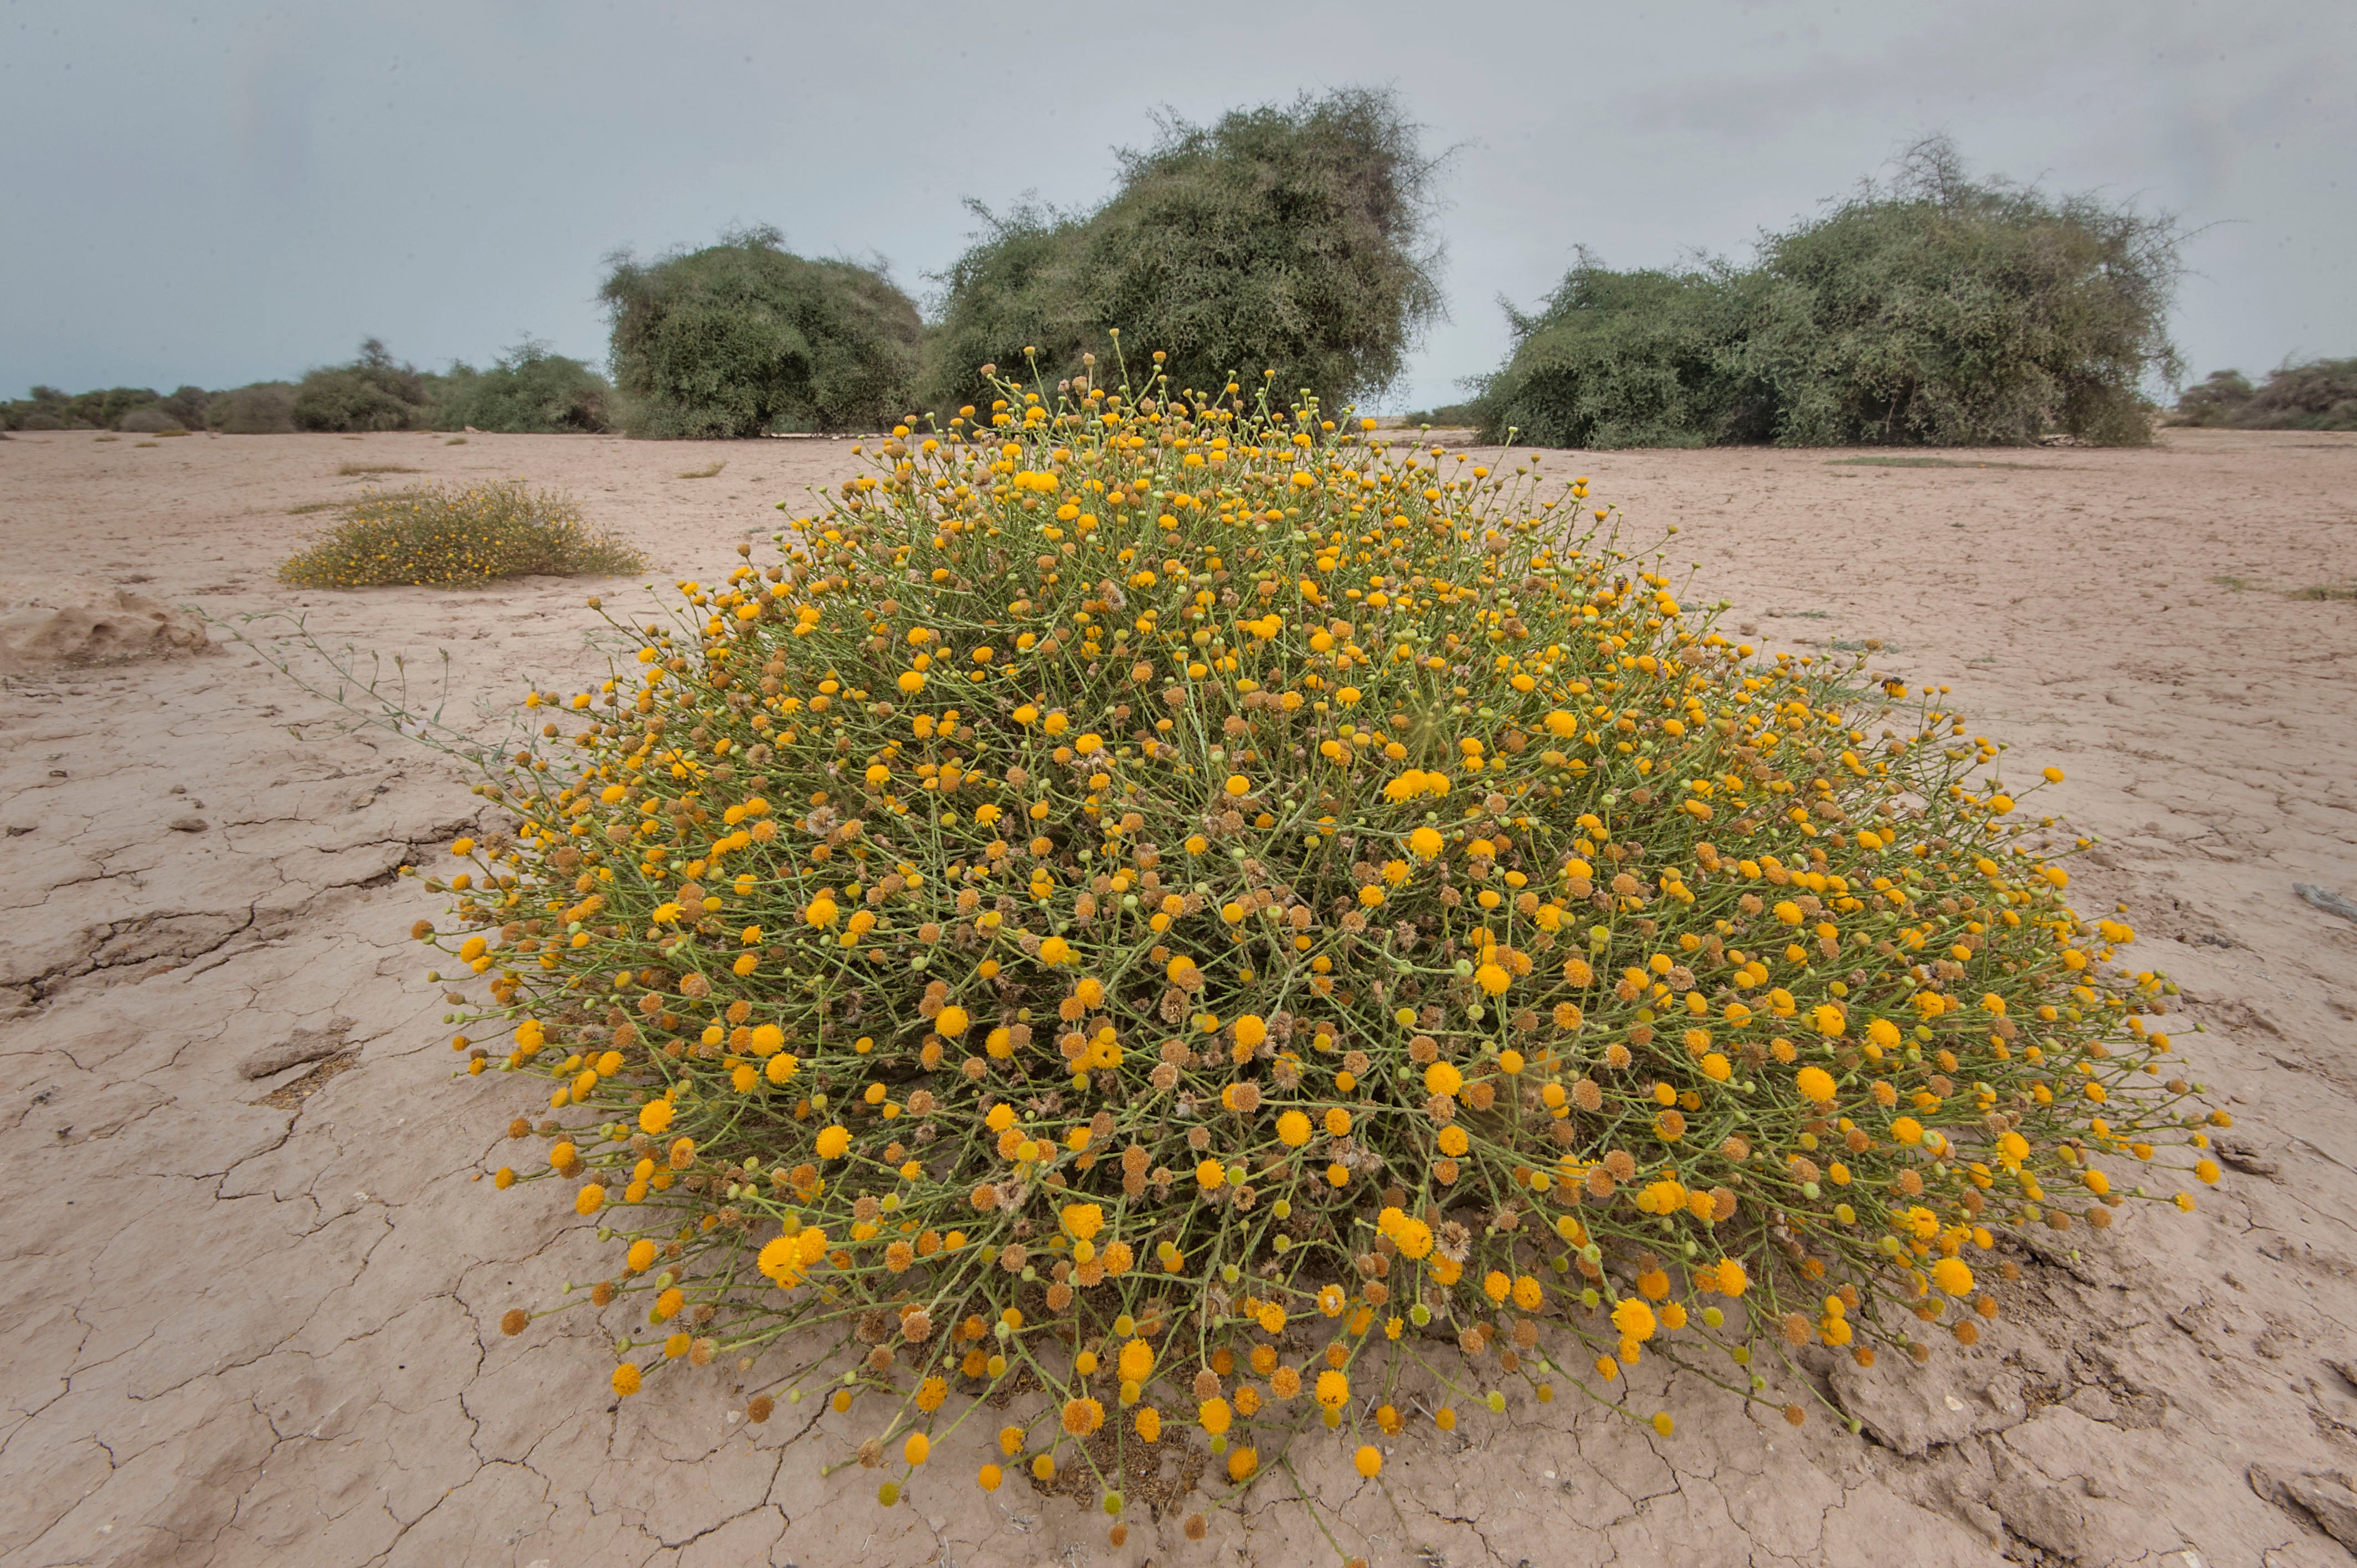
[930,88,1445,416]
[601,228,923,438]
[1477,138,2184,448]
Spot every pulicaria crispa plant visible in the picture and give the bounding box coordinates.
[421,346,2220,1533]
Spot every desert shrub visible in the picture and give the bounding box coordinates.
[4,384,212,432]
[2168,369,2252,427]
[437,338,613,433]
[924,201,1076,410]
[75,386,165,430]
[208,382,298,434]
[1477,138,2181,448]
[8,379,299,434]
[279,481,644,588]
[151,384,213,430]
[2173,358,2357,431]
[602,228,922,438]
[3,401,60,430]
[292,338,436,432]
[420,361,2213,1527]
[11,386,163,430]
[1472,256,1775,450]
[930,89,1444,417]
[1,384,175,431]
[0,386,71,430]
[1397,403,1479,427]
[2241,357,2357,429]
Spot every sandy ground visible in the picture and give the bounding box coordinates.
[2,425,2354,1568]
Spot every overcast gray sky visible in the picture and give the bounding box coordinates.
[3,0,2349,411]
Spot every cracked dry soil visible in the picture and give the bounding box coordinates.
[2,427,2354,1568]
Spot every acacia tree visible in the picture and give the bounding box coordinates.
[291,339,435,433]
[603,228,923,437]
[929,88,1447,414]
[2172,357,2357,431]
[1476,138,2184,448]
[436,338,612,434]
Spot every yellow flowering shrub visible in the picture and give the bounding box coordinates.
[280,479,644,588]
[429,349,2217,1523]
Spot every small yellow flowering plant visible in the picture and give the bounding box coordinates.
[280,479,644,589]
[426,347,2219,1530]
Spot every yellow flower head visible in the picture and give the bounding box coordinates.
[1393,1218,1433,1260]
[1119,1338,1155,1383]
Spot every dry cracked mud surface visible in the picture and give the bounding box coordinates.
[2,427,2354,1567]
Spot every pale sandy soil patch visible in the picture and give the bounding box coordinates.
[1,426,2353,1567]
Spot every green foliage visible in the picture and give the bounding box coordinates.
[924,201,1073,409]
[2169,369,2253,426]
[87,384,215,432]
[2171,358,2356,430]
[292,339,438,432]
[929,87,1445,414]
[1473,256,1773,449]
[3,339,601,437]
[602,228,922,438]
[1476,138,2182,448]
[279,481,646,589]
[154,385,214,430]
[436,338,612,433]
[2245,358,2357,429]
[0,387,72,430]
[0,385,166,431]
[207,383,297,434]
[74,386,164,430]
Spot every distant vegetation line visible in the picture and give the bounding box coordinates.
[3,104,2341,445]
[1,336,610,436]
[2166,359,2357,432]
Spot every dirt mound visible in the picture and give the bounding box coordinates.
[0,576,208,675]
